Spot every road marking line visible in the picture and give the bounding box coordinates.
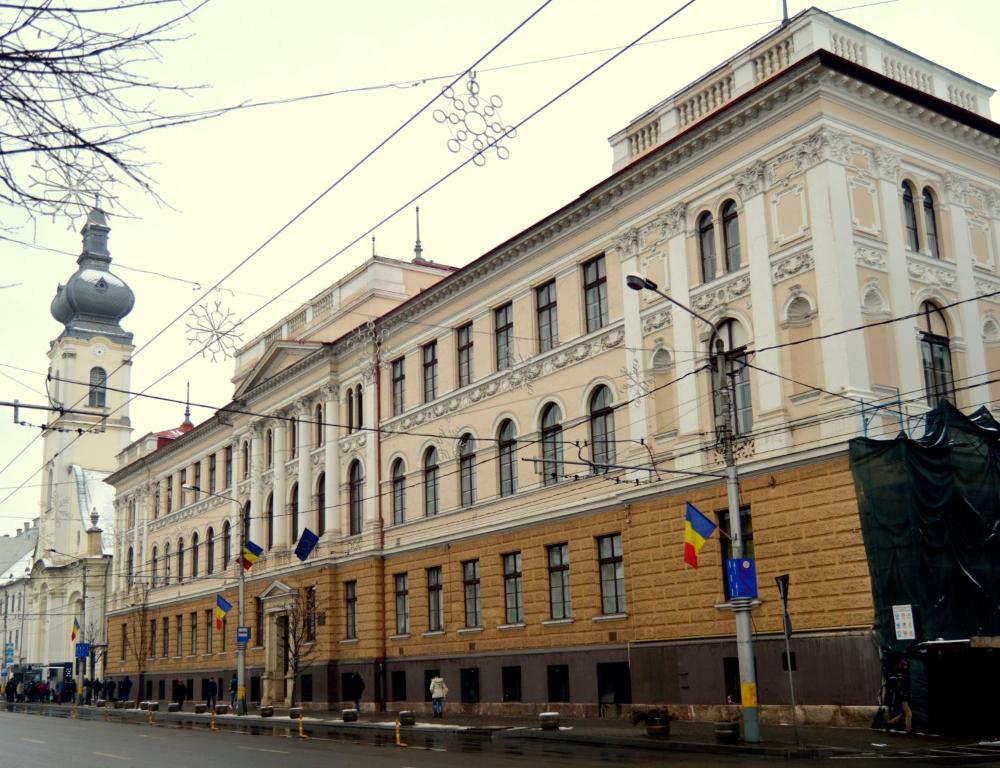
[93,752,131,761]
[138,734,162,739]
[21,738,45,744]
[238,746,289,754]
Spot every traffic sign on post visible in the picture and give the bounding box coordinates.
[75,642,90,659]
[236,626,250,644]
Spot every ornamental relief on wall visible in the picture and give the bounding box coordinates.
[690,271,751,314]
[907,257,956,288]
[770,250,814,283]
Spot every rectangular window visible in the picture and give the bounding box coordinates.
[176,614,183,657]
[345,581,357,640]
[422,341,438,402]
[190,611,198,655]
[457,323,473,387]
[460,668,480,703]
[427,566,444,632]
[535,279,559,353]
[221,616,227,651]
[494,303,514,370]
[501,665,522,702]
[205,609,213,654]
[547,664,570,702]
[391,357,406,416]
[209,454,217,493]
[547,543,572,619]
[149,619,156,659]
[503,552,524,624]
[718,506,754,601]
[395,573,410,635]
[192,464,201,501]
[463,560,481,628]
[224,446,233,488]
[583,255,609,333]
[120,623,127,660]
[391,670,407,702]
[162,616,169,657]
[254,597,263,646]
[165,474,172,513]
[305,586,317,642]
[598,533,626,615]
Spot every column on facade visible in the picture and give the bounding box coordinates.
[741,166,789,451]
[945,179,989,409]
[877,157,924,404]
[364,377,378,528]
[249,423,264,547]
[140,484,151,587]
[131,491,142,585]
[807,156,872,436]
[322,385,340,536]
[272,417,287,548]
[615,228,652,446]
[296,400,313,540]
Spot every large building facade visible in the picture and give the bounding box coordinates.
[104,9,999,721]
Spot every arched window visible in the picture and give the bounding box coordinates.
[88,366,107,408]
[316,473,326,536]
[241,440,250,480]
[222,521,231,568]
[164,542,172,583]
[698,211,716,283]
[355,384,364,429]
[497,420,517,497]
[589,386,616,473]
[265,493,274,550]
[902,181,919,251]
[349,460,363,536]
[127,546,134,588]
[423,447,440,516]
[721,200,741,272]
[391,459,406,524]
[315,403,324,446]
[151,546,159,588]
[919,301,954,405]
[206,528,215,575]
[191,532,199,579]
[289,483,299,543]
[652,348,672,371]
[541,403,564,486]
[711,320,753,435]
[176,537,185,583]
[923,188,940,258]
[786,296,812,323]
[459,434,476,508]
[347,388,355,434]
[265,429,273,468]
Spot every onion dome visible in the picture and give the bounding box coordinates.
[50,208,134,342]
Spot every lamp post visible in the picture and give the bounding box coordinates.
[626,273,761,743]
[183,484,247,715]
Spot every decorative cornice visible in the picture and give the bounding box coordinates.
[734,160,765,197]
[384,324,626,433]
[855,246,888,271]
[767,126,850,187]
[907,256,956,288]
[610,227,640,262]
[770,250,814,283]
[689,270,751,313]
[660,203,687,239]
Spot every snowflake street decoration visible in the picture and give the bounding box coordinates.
[186,299,244,363]
[28,150,116,229]
[433,74,515,166]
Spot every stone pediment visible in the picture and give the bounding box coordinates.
[258,579,295,602]
[233,342,323,399]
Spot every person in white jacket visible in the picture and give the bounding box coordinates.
[428,675,448,718]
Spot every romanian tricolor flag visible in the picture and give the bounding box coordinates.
[214,594,232,631]
[683,502,717,569]
[71,617,80,642]
[241,539,263,571]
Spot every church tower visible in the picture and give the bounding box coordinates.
[42,207,135,559]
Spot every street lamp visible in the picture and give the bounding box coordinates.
[626,272,761,743]
[183,483,247,716]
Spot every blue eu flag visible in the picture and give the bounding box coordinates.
[294,528,319,561]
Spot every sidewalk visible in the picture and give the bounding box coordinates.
[7,701,1000,762]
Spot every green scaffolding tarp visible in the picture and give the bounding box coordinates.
[849,401,1000,652]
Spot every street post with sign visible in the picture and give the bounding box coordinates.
[775,574,799,744]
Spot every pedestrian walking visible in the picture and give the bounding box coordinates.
[205,678,217,710]
[428,674,448,719]
[885,658,913,734]
[229,673,237,708]
[106,678,116,701]
[349,672,365,712]
[121,675,132,702]
[16,680,24,702]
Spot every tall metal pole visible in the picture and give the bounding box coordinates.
[237,498,247,715]
[79,558,87,703]
[714,339,760,743]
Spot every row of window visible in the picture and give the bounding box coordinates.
[127,521,233,589]
[388,255,609,417]
[388,534,626,637]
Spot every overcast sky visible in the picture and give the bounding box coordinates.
[0,0,997,536]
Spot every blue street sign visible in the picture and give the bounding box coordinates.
[75,642,90,659]
[236,626,250,644]
[725,558,758,599]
